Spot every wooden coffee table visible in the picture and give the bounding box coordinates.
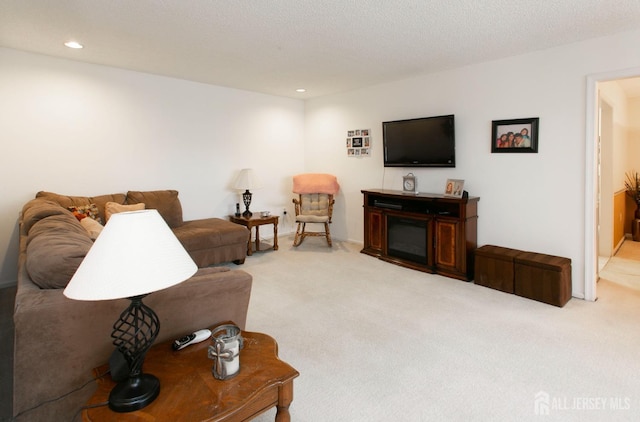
[83,331,299,421]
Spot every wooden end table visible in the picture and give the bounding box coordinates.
[83,331,299,422]
[230,215,279,256]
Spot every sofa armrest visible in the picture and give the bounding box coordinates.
[147,267,253,341]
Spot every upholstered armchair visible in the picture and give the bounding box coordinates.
[292,174,340,247]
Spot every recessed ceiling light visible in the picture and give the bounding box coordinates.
[296,88,306,93]
[64,41,84,49]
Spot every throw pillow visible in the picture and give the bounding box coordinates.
[68,204,103,225]
[36,191,127,223]
[80,217,104,240]
[105,201,146,222]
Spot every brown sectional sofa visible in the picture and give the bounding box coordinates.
[35,189,250,268]
[13,190,253,421]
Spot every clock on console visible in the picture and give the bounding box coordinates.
[403,173,416,194]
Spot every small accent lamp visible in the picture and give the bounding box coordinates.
[234,168,261,217]
[64,209,197,412]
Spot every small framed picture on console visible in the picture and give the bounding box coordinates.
[444,179,464,198]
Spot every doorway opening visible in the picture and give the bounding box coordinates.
[586,68,640,301]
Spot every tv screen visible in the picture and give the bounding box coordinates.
[383,115,455,167]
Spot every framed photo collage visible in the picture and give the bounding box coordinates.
[346,128,371,157]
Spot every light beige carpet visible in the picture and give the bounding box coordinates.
[229,236,640,422]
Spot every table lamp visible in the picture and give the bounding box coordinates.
[234,168,261,217]
[64,209,197,412]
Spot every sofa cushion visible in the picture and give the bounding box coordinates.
[105,201,146,222]
[21,198,74,235]
[27,213,87,244]
[173,218,249,251]
[126,190,183,228]
[26,215,93,289]
[36,191,127,224]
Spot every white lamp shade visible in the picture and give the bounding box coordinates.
[233,168,262,190]
[64,209,197,301]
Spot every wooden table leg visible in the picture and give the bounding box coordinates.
[246,227,253,256]
[255,225,260,251]
[275,380,294,422]
[273,221,279,251]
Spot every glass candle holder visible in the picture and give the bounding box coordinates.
[208,324,243,380]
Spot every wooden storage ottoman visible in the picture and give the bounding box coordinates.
[514,252,572,307]
[474,245,521,293]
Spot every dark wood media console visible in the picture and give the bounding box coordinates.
[361,189,479,281]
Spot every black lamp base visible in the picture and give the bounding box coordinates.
[242,189,253,218]
[109,373,160,412]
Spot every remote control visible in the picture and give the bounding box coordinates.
[172,329,212,351]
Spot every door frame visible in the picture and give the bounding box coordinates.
[584,66,640,301]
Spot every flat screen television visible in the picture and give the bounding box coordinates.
[383,114,455,167]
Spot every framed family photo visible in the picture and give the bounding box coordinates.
[444,179,464,198]
[491,117,539,153]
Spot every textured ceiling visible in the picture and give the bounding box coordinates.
[1,0,640,99]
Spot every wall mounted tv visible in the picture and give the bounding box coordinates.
[383,114,455,167]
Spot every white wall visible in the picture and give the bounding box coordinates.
[304,28,640,299]
[0,47,305,286]
[600,81,631,192]
[598,80,634,253]
[629,96,640,172]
